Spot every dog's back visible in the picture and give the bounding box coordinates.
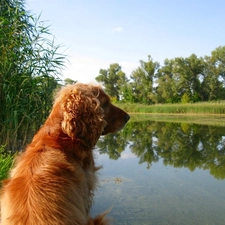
[1,137,99,225]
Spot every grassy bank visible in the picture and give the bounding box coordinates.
[129,113,225,127]
[116,101,225,114]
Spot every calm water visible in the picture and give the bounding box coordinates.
[91,116,225,225]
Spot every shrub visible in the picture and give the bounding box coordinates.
[181,93,190,103]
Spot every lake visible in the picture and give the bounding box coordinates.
[91,115,225,225]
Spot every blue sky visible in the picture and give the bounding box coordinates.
[26,0,225,83]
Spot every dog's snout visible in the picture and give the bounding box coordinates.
[125,114,130,123]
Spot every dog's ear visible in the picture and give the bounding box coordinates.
[61,85,106,145]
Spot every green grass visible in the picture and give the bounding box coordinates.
[0,145,15,181]
[116,101,225,114]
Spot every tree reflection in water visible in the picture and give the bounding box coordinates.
[97,120,225,179]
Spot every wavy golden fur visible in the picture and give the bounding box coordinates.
[0,83,130,225]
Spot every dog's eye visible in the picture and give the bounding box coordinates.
[102,102,108,108]
[101,100,109,109]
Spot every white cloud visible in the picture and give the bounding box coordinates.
[112,27,123,33]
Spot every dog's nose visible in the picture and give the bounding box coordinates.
[125,114,130,123]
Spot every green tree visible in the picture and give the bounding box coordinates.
[95,63,128,101]
[0,0,66,150]
[130,55,159,104]
[122,83,135,103]
[172,54,204,102]
[156,55,204,103]
[156,58,179,103]
[201,46,225,100]
[211,46,225,83]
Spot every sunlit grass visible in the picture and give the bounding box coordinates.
[117,101,225,114]
[129,113,225,127]
[117,101,225,127]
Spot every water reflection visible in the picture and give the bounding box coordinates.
[97,119,225,180]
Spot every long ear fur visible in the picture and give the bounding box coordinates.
[60,84,106,145]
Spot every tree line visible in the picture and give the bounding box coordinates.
[96,47,225,104]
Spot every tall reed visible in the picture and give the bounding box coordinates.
[0,0,66,151]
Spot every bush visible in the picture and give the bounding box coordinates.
[181,93,190,103]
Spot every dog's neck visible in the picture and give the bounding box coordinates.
[33,122,96,150]
[57,133,94,150]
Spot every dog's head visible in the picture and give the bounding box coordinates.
[53,83,129,146]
